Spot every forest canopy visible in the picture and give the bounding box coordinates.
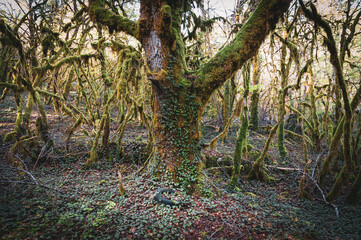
[1,0,361,239]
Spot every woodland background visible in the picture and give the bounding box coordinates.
[0,0,361,239]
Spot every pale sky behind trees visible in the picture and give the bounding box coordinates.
[1,0,237,18]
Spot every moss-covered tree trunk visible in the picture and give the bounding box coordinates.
[250,53,260,131]
[149,87,204,189]
[222,79,231,136]
[88,0,291,188]
[299,0,355,201]
[347,166,361,204]
[230,62,251,187]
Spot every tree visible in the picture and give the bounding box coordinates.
[299,0,361,202]
[88,0,292,191]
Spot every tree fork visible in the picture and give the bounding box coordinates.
[88,0,292,188]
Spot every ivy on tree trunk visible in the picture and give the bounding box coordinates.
[88,0,292,191]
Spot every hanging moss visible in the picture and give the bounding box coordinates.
[300,1,354,202]
[63,67,74,100]
[34,54,97,75]
[277,38,290,161]
[194,0,291,97]
[85,111,106,167]
[84,92,115,167]
[0,18,24,60]
[308,66,321,151]
[88,0,139,38]
[298,117,312,199]
[117,106,135,156]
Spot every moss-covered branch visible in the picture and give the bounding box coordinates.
[248,116,283,181]
[88,0,139,39]
[33,54,98,74]
[0,18,24,61]
[195,0,291,100]
[287,105,314,134]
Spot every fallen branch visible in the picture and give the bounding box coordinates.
[265,165,302,171]
[312,150,326,178]
[303,171,339,217]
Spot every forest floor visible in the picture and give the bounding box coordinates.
[0,96,361,240]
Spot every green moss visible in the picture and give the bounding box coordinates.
[278,120,287,159]
[230,110,248,187]
[245,143,254,152]
[230,63,250,188]
[22,94,34,133]
[319,117,344,184]
[326,165,349,202]
[248,117,282,181]
[88,0,139,38]
[347,167,361,204]
[250,91,259,130]
[0,19,24,59]
[172,28,187,69]
[3,131,16,143]
[161,5,172,18]
[14,99,23,134]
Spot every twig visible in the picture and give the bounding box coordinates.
[8,165,39,185]
[312,150,326,178]
[33,141,53,168]
[209,222,225,239]
[302,171,339,217]
[34,141,49,168]
[217,158,230,177]
[201,171,221,196]
[265,165,302,171]
[14,154,29,172]
[124,148,154,180]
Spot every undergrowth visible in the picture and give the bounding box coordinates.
[1,157,360,239]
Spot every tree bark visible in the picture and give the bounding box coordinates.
[88,0,292,188]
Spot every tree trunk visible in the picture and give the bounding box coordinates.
[88,0,292,189]
[149,86,204,190]
[250,54,260,131]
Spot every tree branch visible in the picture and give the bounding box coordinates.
[88,0,139,40]
[195,0,291,100]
